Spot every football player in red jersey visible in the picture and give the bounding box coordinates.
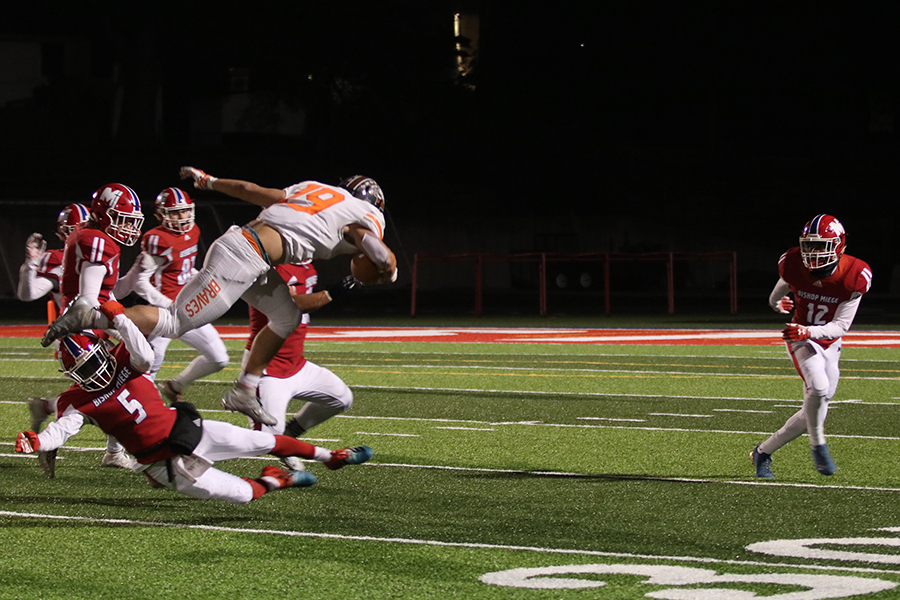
[751,215,872,479]
[18,204,90,321]
[14,300,373,503]
[243,262,358,471]
[117,188,229,402]
[57,183,145,469]
[17,205,90,475]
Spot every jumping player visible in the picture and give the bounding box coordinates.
[44,167,397,429]
[751,214,872,478]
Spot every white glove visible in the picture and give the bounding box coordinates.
[774,295,794,314]
[179,166,218,190]
[25,233,47,266]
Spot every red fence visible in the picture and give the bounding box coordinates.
[410,251,738,317]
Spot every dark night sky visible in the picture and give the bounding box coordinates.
[1,1,898,296]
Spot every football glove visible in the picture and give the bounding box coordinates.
[782,323,811,342]
[325,275,359,302]
[774,296,794,314]
[25,233,47,266]
[179,166,218,190]
[15,431,40,454]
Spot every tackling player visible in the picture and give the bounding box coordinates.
[117,188,229,402]
[44,167,397,429]
[15,300,373,504]
[751,214,872,478]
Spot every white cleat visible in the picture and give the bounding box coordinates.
[280,456,306,471]
[222,382,277,425]
[101,450,137,470]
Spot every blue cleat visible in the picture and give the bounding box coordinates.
[261,465,317,489]
[811,444,836,475]
[750,444,775,479]
[325,445,374,470]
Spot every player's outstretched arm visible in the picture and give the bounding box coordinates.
[180,166,285,207]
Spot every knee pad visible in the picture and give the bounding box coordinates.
[266,306,303,339]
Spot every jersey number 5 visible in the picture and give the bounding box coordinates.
[117,389,148,424]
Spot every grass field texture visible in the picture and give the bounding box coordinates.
[1,324,899,600]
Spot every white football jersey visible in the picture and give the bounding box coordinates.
[257,180,385,263]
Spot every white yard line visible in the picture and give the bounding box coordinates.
[1,509,899,577]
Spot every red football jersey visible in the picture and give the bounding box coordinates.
[246,263,315,378]
[36,248,65,312]
[779,247,872,344]
[61,224,121,308]
[56,342,178,464]
[141,224,200,301]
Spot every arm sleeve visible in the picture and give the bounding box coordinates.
[132,253,173,308]
[113,256,142,299]
[79,262,109,305]
[17,262,55,301]
[112,313,155,373]
[808,296,862,340]
[768,278,791,312]
[37,406,85,452]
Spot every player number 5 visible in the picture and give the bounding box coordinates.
[117,389,147,424]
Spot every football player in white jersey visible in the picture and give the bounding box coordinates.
[44,168,397,428]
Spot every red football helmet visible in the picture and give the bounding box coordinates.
[56,204,90,241]
[799,214,846,271]
[339,175,385,212]
[155,187,195,234]
[58,332,116,392]
[90,183,144,246]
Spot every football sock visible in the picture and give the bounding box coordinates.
[271,435,317,459]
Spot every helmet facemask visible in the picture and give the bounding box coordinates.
[159,205,195,234]
[106,208,145,246]
[799,239,841,270]
[799,214,846,272]
[59,334,117,392]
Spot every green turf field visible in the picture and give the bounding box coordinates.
[1,327,899,600]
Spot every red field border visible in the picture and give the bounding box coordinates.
[4,325,898,347]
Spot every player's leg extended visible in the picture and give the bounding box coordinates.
[284,361,354,438]
[165,324,230,398]
[240,269,301,377]
[795,344,830,447]
[153,227,270,339]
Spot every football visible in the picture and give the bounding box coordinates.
[351,252,381,285]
